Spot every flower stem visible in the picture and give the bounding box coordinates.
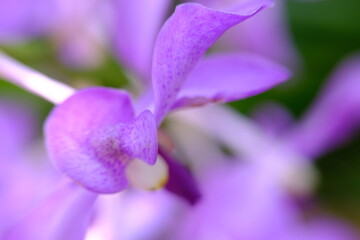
[0,51,75,104]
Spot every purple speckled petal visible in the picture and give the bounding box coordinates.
[152,1,274,123]
[3,181,97,240]
[45,87,158,193]
[172,53,290,110]
[113,0,171,83]
[287,55,360,158]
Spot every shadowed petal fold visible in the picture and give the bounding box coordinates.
[172,53,290,110]
[152,1,274,123]
[45,87,158,193]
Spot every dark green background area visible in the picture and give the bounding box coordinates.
[1,0,360,228]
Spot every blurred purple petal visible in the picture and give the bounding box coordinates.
[45,87,158,193]
[152,1,274,123]
[287,55,360,158]
[175,163,298,240]
[4,181,97,240]
[0,0,52,42]
[280,219,358,240]
[0,100,61,235]
[113,0,171,82]
[51,0,109,68]
[0,100,35,159]
[87,190,187,240]
[251,102,294,138]
[172,53,290,110]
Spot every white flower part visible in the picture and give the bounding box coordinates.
[126,156,169,190]
[0,51,75,104]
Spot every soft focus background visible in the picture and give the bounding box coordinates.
[0,0,360,230]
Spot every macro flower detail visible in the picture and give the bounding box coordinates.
[45,88,158,193]
[41,0,289,195]
[0,0,360,239]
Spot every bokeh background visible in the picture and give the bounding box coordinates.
[1,0,360,229]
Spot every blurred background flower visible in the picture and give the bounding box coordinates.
[0,0,360,239]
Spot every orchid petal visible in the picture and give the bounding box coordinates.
[3,181,97,240]
[172,53,290,110]
[209,0,300,68]
[45,87,158,193]
[113,0,171,83]
[287,55,360,158]
[152,1,274,123]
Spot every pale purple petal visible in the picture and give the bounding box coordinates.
[113,0,171,83]
[3,181,97,240]
[152,1,274,123]
[88,190,187,240]
[175,164,297,240]
[172,53,290,110]
[45,87,158,193]
[287,55,360,158]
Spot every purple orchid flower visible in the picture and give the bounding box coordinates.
[0,1,291,197]
[0,1,294,237]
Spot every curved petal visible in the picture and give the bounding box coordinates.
[208,0,300,68]
[45,87,158,193]
[152,1,274,123]
[113,0,171,83]
[3,181,97,240]
[172,53,290,110]
[287,55,360,158]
